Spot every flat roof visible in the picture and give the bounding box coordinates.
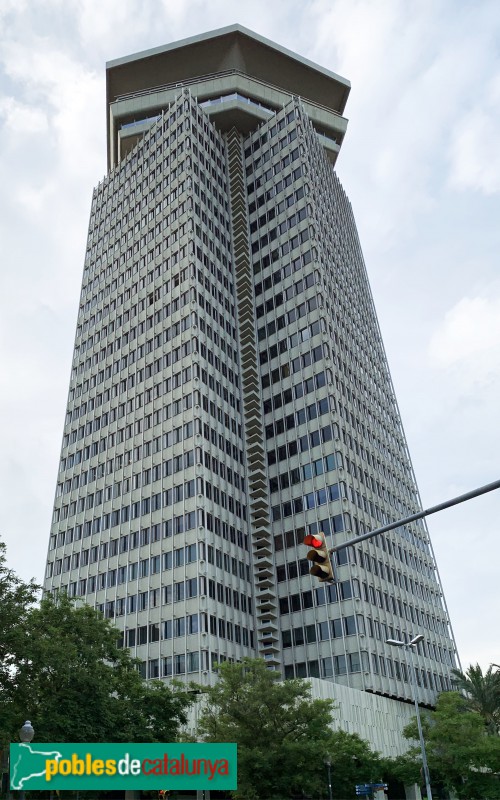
[106,24,350,115]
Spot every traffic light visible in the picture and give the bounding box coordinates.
[303,531,334,582]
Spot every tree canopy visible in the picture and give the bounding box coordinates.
[196,657,383,799]
[0,540,39,746]
[451,663,500,735]
[0,539,193,749]
[403,691,500,799]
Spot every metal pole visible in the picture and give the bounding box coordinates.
[329,477,500,553]
[325,759,333,800]
[406,645,433,800]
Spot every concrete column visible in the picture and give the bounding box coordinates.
[404,784,422,800]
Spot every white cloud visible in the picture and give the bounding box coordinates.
[429,293,500,380]
[0,96,48,134]
[308,0,500,248]
[448,93,500,195]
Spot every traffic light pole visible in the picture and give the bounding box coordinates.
[328,477,500,554]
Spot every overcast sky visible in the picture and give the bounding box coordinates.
[1,0,499,672]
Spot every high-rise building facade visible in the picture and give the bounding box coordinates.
[44,25,457,709]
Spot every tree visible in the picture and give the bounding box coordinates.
[403,692,500,799]
[196,657,382,800]
[10,593,193,744]
[451,663,500,734]
[325,728,385,799]
[0,540,39,747]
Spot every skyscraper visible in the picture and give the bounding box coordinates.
[44,25,457,710]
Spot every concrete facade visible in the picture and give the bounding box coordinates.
[44,26,458,752]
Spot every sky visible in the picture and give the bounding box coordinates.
[0,0,499,672]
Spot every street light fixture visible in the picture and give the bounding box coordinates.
[385,636,432,800]
[18,721,34,800]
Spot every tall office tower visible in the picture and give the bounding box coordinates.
[44,25,457,708]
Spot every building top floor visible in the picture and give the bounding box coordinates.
[105,24,351,168]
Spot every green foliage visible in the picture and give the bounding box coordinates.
[381,752,421,789]
[12,593,193,744]
[325,729,385,799]
[0,539,193,749]
[0,540,39,747]
[403,691,500,799]
[451,663,500,734]
[196,657,383,800]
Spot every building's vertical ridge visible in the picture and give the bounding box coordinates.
[226,127,280,668]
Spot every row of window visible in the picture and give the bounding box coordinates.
[198,367,243,445]
[195,244,234,300]
[52,508,243,557]
[267,422,339,466]
[66,376,195,431]
[50,539,199,578]
[196,290,237,341]
[54,474,247,528]
[274,514,435,595]
[250,185,305,242]
[193,206,231,253]
[64,403,194,450]
[283,614,358,647]
[246,124,299,172]
[248,147,301,204]
[279,580,356,615]
[82,233,185,309]
[274,514,346,553]
[200,393,242,439]
[269,452,341,495]
[260,319,322,367]
[264,365,328,422]
[70,353,192,402]
[201,450,245,493]
[253,239,313,278]
[271,480,344,521]
[265,396,333,440]
[135,647,250,680]
[50,510,198,552]
[201,418,244,466]
[360,580,445,629]
[123,613,253,650]
[58,449,195,497]
[251,205,309,255]
[75,283,192,363]
[83,231,187,325]
[66,370,194,432]
[255,268,315,320]
[284,652,364,681]
[276,550,446,638]
[80,272,190,342]
[65,575,201,607]
[206,578,251,613]
[244,107,298,160]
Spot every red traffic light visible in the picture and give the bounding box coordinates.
[303,531,334,583]
[303,533,323,549]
